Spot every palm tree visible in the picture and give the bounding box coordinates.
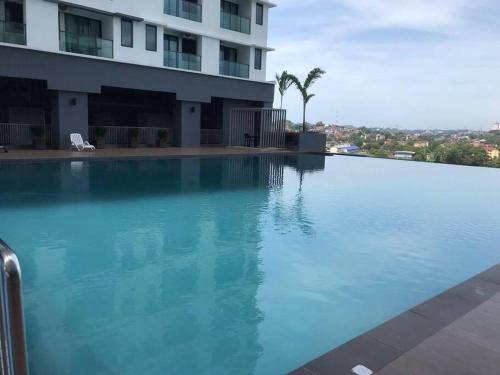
[275,71,293,109]
[288,68,326,133]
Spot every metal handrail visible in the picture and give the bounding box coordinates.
[164,51,202,72]
[164,0,202,22]
[59,30,113,59]
[88,126,174,147]
[89,125,173,131]
[0,20,26,45]
[0,240,28,375]
[220,11,251,34]
[0,123,53,148]
[219,60,250,79]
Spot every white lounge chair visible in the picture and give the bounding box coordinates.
[70,133,95,151]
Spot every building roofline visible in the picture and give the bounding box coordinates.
[259,1,278,8]
[44,0,144,22]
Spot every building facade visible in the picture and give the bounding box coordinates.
[0,0,276,148]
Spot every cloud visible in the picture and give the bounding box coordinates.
[267,0,500,129]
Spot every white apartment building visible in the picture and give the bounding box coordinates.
[0,0,276,148]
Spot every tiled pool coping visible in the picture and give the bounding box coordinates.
[289,263,500,375]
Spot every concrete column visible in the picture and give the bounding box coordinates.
[51,91,88,149]
[173,101,201,147]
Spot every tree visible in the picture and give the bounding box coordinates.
[413,149,428,162]
[434,143,489,166]
[275,71,294,110]
[288,68,326,133]
[372,149,390,158]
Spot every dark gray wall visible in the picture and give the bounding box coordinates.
[0,45,275,104]
[173,101,201,147]
[51,91,89,149]
[296,133,327,152]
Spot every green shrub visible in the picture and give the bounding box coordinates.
[158,130,168,139]
[128,128,140,138]
[30,126,46,138]
[95,126,107,137]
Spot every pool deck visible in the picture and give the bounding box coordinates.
[290,263,500,375]
[0,147,294,162]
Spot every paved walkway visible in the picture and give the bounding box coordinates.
[377,291,500,375]
[0,147,292,162]
[290,264,500,375]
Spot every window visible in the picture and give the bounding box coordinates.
[221,0,238,15]
[63,14,102,55]
[164,35,178,52]
[146,24,157,51]
[256,4,263,25]
[182,38,197,55]
[5,2,24,24]
[220,45,237,62]
[164,35,179,68]
[254,48,262,70]
[121,19,133,47]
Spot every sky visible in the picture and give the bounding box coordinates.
[266,0,500,130]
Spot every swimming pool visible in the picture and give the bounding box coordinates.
[0,155,499,375]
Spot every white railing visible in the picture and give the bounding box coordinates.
[200,129,223,145]
[0,123,52,148]
[89,126,174,147]
[228,109,287,148]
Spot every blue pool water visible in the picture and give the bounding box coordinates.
[0,155,499,375]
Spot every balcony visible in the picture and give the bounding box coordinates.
[59,31,113,59]
[0,20,26,45]
[219,60,249,79]
[220,11,250,34]
[164,0,202,22]
[164,51,201,72]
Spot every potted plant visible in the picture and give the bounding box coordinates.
[30,126,46,150]
[94,126,107,149]
[157,129,169,148]
[128,128,140,148]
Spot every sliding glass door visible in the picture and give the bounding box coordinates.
[164,34,179,68]
[63,13,102,56]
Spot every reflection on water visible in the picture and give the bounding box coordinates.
[0,155,325,205]
[4,155,498,375]
[0,155,325,375]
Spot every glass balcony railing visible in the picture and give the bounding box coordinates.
[59,31,113,59]
[220,11,251,34]
[164,51,201,71]
[0,20,26,45]
[219,60,249,79]
[164,0,202,22]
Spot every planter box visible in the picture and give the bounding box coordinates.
[95,137,106,149]
[287,132,326,152]
[129,137,139,148]
[157,138,169,148]
[32,137,47,150]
